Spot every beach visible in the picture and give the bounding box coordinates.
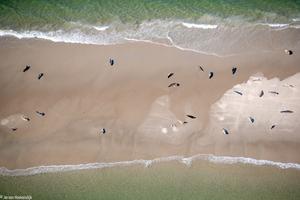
[0,37,300,170]
[1,1,300,199]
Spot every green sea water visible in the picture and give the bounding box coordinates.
[1,0,300,55]
[1,161,300,200]
[1,0,300,30]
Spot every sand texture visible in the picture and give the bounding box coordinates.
[0,37,300,169]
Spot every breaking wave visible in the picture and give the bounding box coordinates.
[92,25,110,31]
[1,18,300,56]
[181,22,218,29]
[1,154,299,176]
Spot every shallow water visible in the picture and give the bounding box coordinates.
[1,1,300,55]
[1,160,299,200]
[1,0,300,27]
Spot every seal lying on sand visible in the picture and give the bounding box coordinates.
[167,73,174,78]
[38,73,44,80]
[222,128,229,135]
[208,72,214,79]
[100,128,106,134]
[23,65,30,72]
[186,115,196,119]
[168,83,180,87]
[232,67,237,75]
[36,111,45,116]
[280,110,293,113]
[109,58,114,66]
[234,91,243,96]
[284,49,293,55]
[259,90,264,97]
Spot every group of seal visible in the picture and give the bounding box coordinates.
[223,50,295,134]
[23,65,44,80]
[13,49,295,137]
[10,65,46,132]
[195,49,294,135]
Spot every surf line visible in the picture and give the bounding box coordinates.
[1,154,300,176]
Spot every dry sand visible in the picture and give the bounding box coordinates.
[0,37,300,169]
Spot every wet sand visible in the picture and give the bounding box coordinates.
[0,37,300,169]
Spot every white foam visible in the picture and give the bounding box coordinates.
[181,22,218,29]
[124,37,172,48]
[267,23,289,28]
[0,29,101,45]
[0,29,224,57]
[125,37,227,58]
[0,17,298,59]
[258,23,290,29]
[92,25,109,31]
[258,23,300,29]
[0,29,121,45]
[166,34,226,57]
[0,154,299,176]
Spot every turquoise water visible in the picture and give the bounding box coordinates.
[0,1,300,55]
[1,0,300,30]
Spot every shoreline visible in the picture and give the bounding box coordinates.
[1,18,300,57]
[0,37,300,169]
[1,158,300,200]
[1,153,300,177]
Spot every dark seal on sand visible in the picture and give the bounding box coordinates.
[280,110,293,113]
[232,67,237,75]
[271,125,276,130]
[249,116,255,123]
[109,58,114,66]
[23,65,30,72]
[222,128,229,135]
[269,91,279,95]
[186,115,196,119]
[36,111,45,116]
[234,91,243,96]
[168,83,180,87]
[259,90,264,97]
[100,128,106,134]
[38,73,44,80]
[284,49,293,55]
[167,73,174,78]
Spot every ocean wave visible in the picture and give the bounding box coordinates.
[292,18,300,22]
[125,36,225,57]
[0,29,100,45]
[92,26,109,31]
[0,154,299,176]
[257,23,300,29]
[124,37,172,47]
[165,35,225,57]
[0,29,225,57]
[181,22,218,29]
[0,29,120,45]
[266,23,289,28]
[1,18,300,57]
[257,23,290,30]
